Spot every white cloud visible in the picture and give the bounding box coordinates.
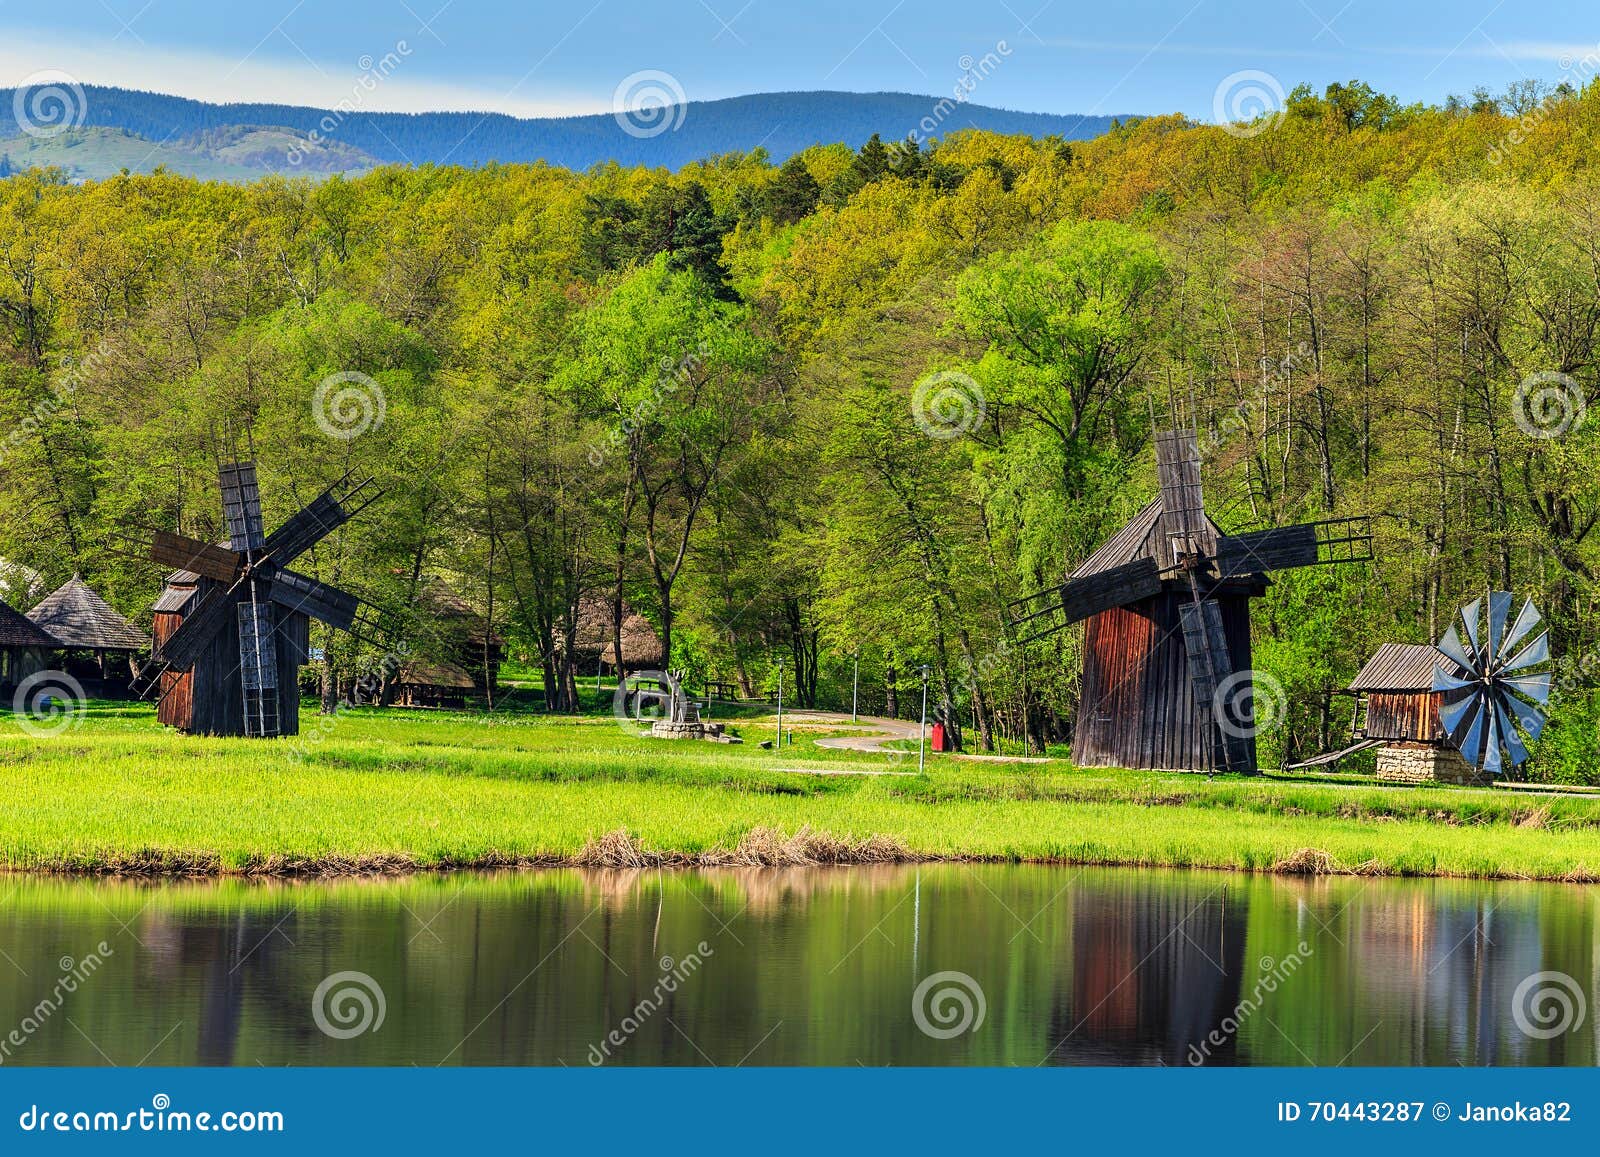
[0,30,604,118]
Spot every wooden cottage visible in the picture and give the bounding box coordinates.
[1070,499,1267,772]
[0,597,61,693]
[26,575,150,692]
[392,578,503,705]
[152,569,310,736]
[1347,642,1480,784]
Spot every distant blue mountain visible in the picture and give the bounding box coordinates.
[0,84,1129,171]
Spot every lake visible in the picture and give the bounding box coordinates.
[0,866,1594,1066]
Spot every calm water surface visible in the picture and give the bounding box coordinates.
[0,865,1595,1066]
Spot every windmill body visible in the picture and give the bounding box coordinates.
[142,460,378,738]
[1068,500,1265,771]
[1010,429,1372,773]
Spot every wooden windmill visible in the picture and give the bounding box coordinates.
[138,459,380,737]
[1009,429,1372,772]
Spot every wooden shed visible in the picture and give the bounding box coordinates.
[1071,500,1267,771]
[395,578,504,703]
[27,575,150,692]
[1347,642,1481,784]
[1347,643,1457,742]
[0,597,61,693]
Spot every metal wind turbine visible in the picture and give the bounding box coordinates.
[1431,592,1553,776]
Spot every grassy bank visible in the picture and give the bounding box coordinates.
[1,703,1597,880]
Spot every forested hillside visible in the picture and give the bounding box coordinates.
[4,79,1600,779]
[0,85,1125,172]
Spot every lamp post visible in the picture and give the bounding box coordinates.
[851,648,860,723]
[918,664,931,774]
[775,657,784,750]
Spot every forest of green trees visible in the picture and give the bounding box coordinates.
[4,77,1600,779]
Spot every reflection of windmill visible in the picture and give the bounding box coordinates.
[1431,593,1552,777]
[1009,429,1372,772]
[138,459,381,737]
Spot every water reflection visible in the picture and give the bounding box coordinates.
[0,867,1592,1066]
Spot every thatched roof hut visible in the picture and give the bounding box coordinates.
[571,595,665,672]
[401,578,504,697]
[0,595,61,690]
[28,575,150,653]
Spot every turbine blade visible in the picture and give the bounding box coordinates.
[1450,693,1488,764]
[1439,687,1482,738]
[1492,694,1530,766]
[1460,597,1483,659]
[1431,666,1477,693]
[1486,591,1514,664]
[1500,597,1543,660]
[1501,671,1552,705]
[1502,631,1550,674]
[1437,625,1476,673]
[1481,711,1504,776]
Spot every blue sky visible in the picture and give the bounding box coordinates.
[1,0,1594,119]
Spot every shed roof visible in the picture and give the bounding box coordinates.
[398,658,476,690]
[1348,643,1459,691]
[0,596,62,649]
[28,576,150,651]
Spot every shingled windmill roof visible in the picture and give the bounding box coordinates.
[0,595,62,648]
[1348,643,1460,691]
[27,576,150,651]
[1068,499,1229,579]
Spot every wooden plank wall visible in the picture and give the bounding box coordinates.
[1073,591,1257,771]
[1363,690,1443,742]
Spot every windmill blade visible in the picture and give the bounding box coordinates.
[1436,625,1476,674]
[1499,597,1543,661]
[1154,429,1213,566]
[1459,597,1483,660]
[1510,697,1549,742]
[1501,631,1549,674]
[218,461,266,552]
[1430,665,1477,693]
[1438,684,1482,736]
[154,583,242,670]
[259,490,350,567]
[149,531,244,584]
[1501,671,1553,706]
[1485,591,1514,666]
[267,568,360,630]
[1480,710,1505,777]
[1491,693,1531,767]
[1447,690,1489,765]
[1214,523,1317,577]
[237,592,281,738]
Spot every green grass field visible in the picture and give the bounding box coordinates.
[1,701,1596,880]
